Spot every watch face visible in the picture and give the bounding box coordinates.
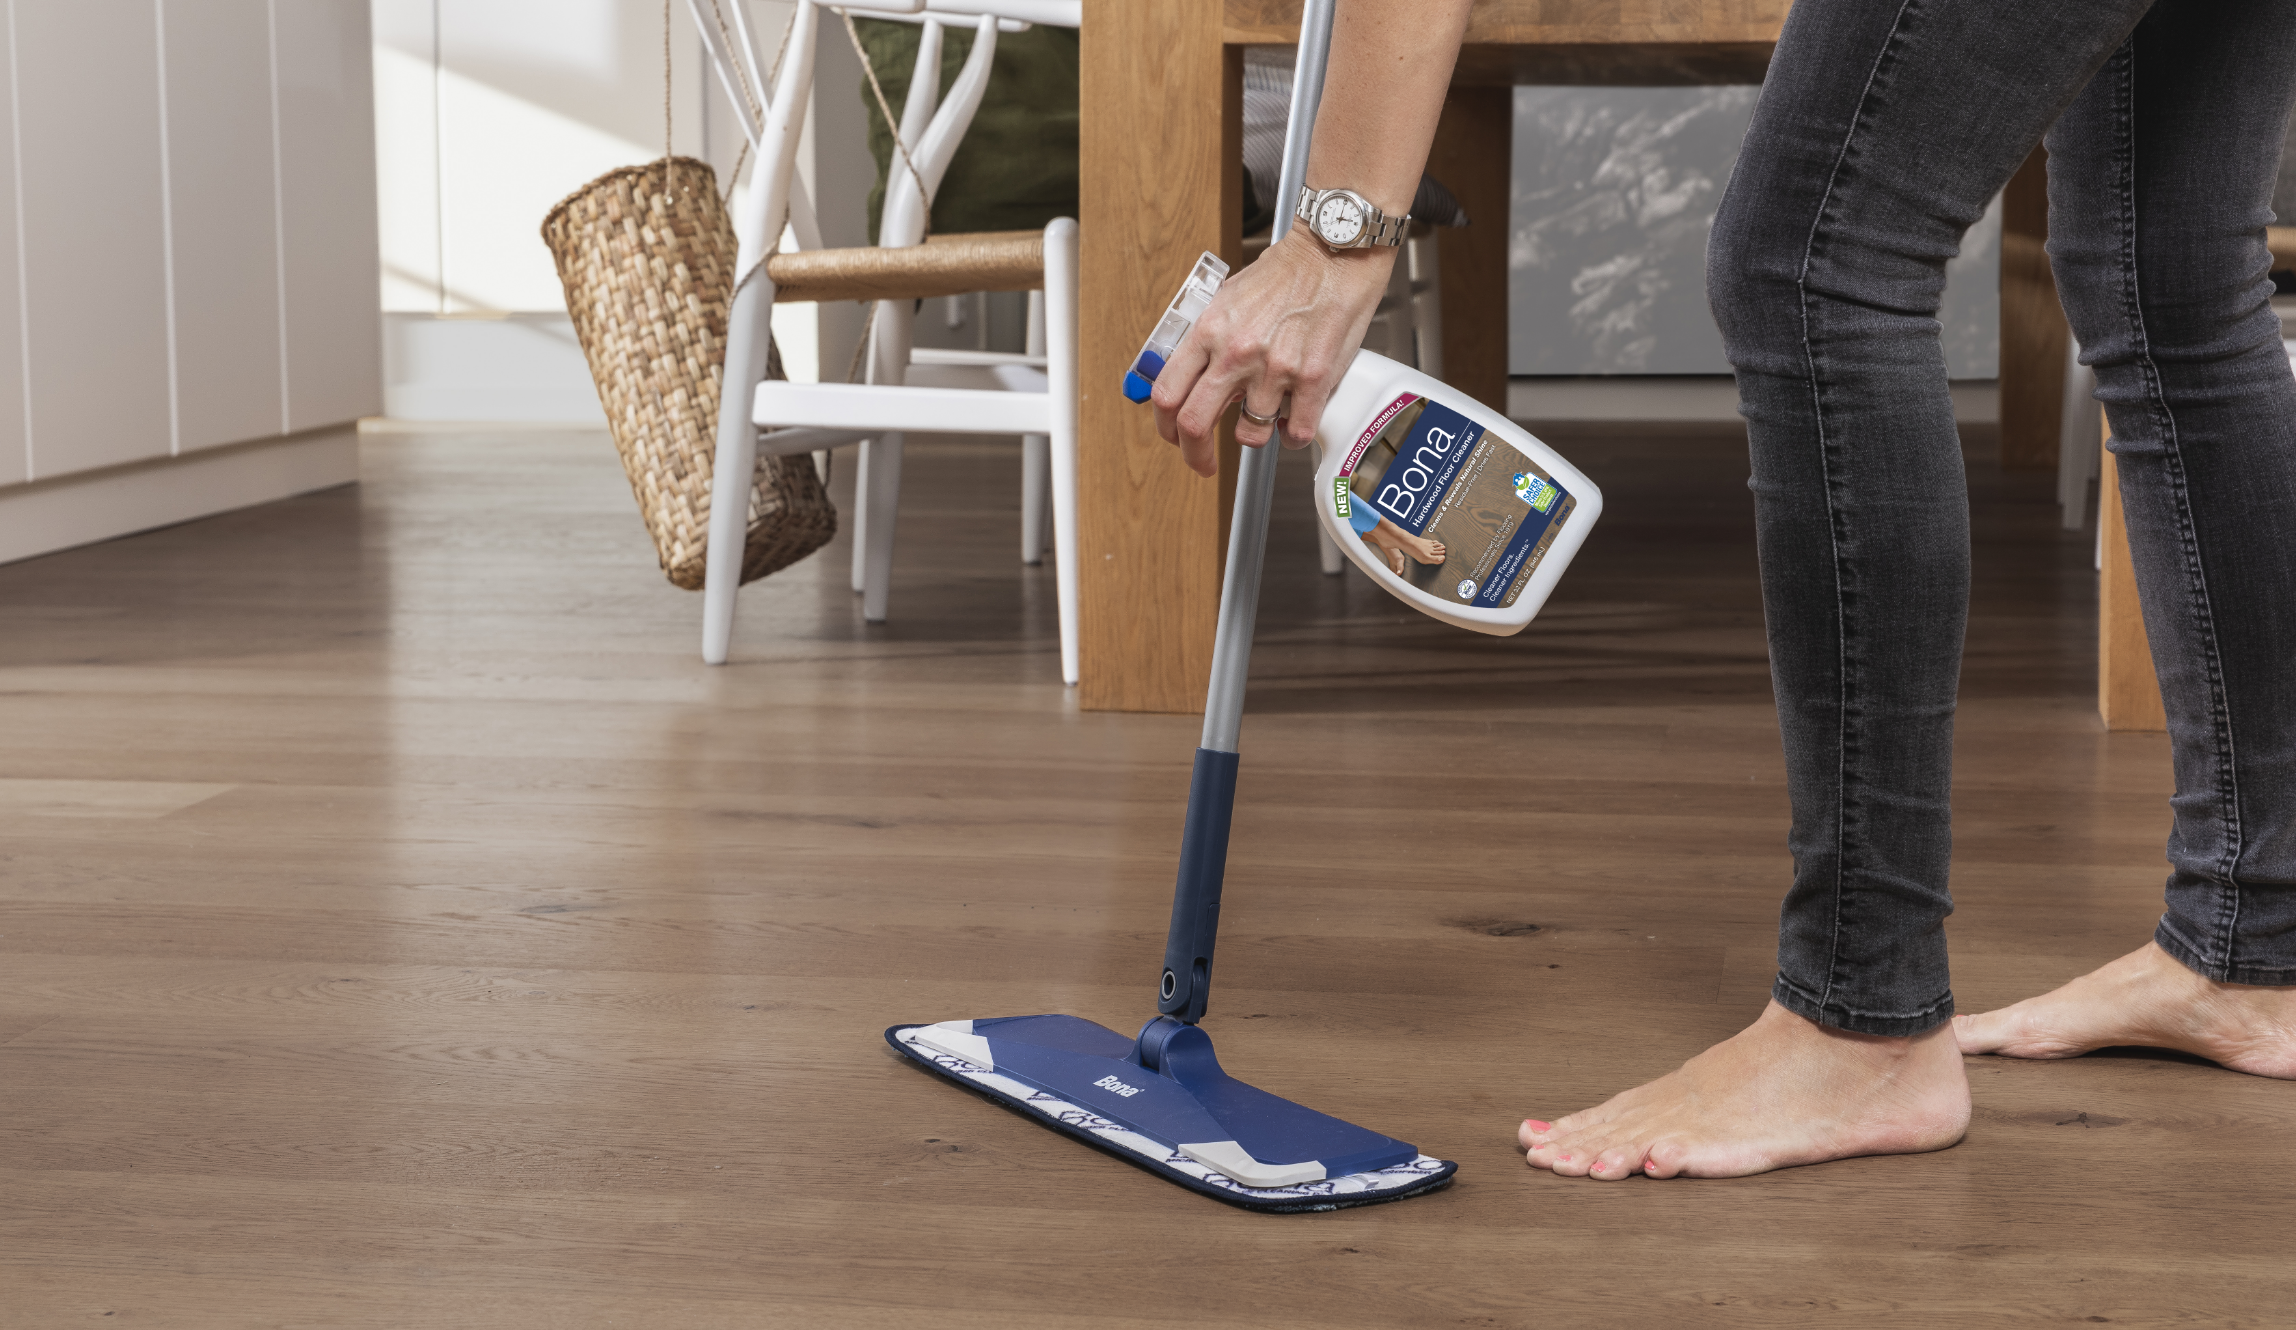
[1315,192,1367,246]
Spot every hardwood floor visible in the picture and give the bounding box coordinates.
[3,421,2286,1327]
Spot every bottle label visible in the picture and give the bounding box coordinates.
[1337,393,1576,609]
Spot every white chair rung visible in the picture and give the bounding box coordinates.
[911,346,1049,369]
[752,381,1050,435]
[756,425,873,456]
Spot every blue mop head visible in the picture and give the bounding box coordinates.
[888,1017,1457,1213]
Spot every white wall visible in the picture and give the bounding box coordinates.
[377,0,725,314]
[0,0,379,566]
[374,0,874,422]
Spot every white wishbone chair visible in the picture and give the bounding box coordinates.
[691,0,1082,684]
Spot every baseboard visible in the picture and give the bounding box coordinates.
[0,424,359,567]
[359,418,603,435]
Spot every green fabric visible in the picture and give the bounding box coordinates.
[853,19,1078,244]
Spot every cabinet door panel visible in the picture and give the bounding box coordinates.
[276,0,381,432]
[164,0,285,452]
[16,0,173,478]
[0,24,25,488]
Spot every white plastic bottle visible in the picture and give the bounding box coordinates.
[1126,253,1602,636]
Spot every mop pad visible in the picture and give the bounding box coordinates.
[890,1022,1456,1213]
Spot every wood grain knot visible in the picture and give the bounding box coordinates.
[1446,918,1542,938]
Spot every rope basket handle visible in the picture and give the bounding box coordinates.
[839,7,933,240]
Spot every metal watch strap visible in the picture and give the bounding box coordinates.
[1295,185,1408,249]
[1363,212,1408,247]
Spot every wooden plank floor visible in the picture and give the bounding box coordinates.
[3,421,2288,1327]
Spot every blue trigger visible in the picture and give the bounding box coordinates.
[1123,349,1169,404]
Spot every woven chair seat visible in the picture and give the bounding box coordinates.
[763,229,1043,304]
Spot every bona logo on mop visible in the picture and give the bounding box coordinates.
[1093,1075,1144,1098]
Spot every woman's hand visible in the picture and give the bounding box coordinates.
[1146,0,1471,478]
[1149,235,1397,477]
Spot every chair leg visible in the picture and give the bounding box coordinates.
[856,296,917,613]
[1020,288,1049,565]
[1411,233,1445,381]
[703,274,775,665]
[2058,339,2099,531]
[703,428,760,662]
[1021,433,1049,564]
[850,438,873,594]
[851,297,901,596]
[1043,218,1080,686]
[861,432,904,623]
[1048,427,1078,685]
[1384,254,1416,370]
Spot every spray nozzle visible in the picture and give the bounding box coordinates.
[1121,251,1231,404]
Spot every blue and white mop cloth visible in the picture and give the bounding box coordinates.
[893,1021,1454,1207]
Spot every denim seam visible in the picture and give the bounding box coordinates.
[1790,0,1924,1018]
[1773,970,1952,1029]
[2105,46,2248,977]
[2155,925,2296,987]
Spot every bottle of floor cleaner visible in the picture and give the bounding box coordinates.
[1123,252,1602,636]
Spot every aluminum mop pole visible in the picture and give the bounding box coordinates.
[1152,0,1336,1031]
[890,6,1455,1205]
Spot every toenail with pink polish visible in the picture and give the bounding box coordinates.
[1525,1119,1551,1131]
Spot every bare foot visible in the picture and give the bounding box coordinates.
[1955,942,2296,1079]
[1518,1000,1969,1180]
[1365,530,1445,571]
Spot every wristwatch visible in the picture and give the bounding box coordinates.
[1296,185,1408,250]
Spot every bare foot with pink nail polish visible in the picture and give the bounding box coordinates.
[1517,1000,1969,1181]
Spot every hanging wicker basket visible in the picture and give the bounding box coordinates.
[541,156,835,591]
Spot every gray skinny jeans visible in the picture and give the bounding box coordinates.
[1708,0,2296,1035]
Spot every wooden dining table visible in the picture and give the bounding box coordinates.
[1071,0,2101,719]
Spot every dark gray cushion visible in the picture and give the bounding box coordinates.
[855,19,1078,243]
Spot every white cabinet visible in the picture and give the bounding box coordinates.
[276,0,380,433]
[163,0,287,452]
[0,0,379,487]
[14,0,175,476]
[0,29,24,489]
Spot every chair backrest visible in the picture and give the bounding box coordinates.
[873,13,1003,252]
[687,0,1079,289]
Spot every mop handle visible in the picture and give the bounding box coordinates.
[1198,2,1331,754]
[1156,0,1335,1026]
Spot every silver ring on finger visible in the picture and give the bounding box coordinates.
[1238,401,1280,426]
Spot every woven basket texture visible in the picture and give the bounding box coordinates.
[542,156,835,591]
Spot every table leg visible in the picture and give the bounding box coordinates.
[2000,145,2068,471]
[2098,427,2165,731]
[1427,86,1512,414]
[1076,0,1235,713]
